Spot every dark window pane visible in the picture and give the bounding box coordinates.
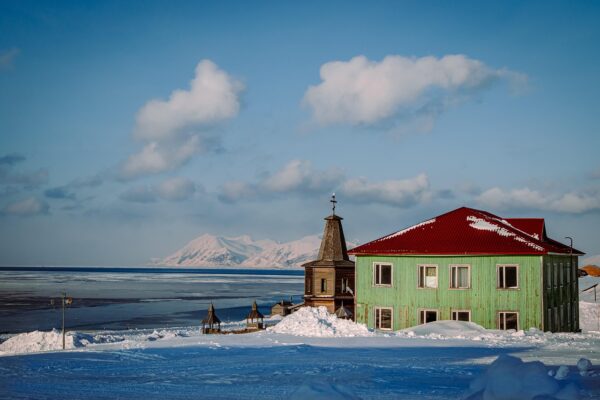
[498,268,504,288]
[505,267,517,288]
[381,265,392,285]
[454,311,470,322]
[381,309,392,329]
[505,313,518,330]
[425,311,437,323]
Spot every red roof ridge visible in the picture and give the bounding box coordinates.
[348,206,584,256]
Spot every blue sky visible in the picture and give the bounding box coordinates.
[1,1,599,265]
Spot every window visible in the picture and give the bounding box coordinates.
[497,265,518,289]
[451,310,471,322]
[450,265,470,289]
[373,263,392,286]
[419,309,438,324]
[375,307,393,330]
[306,278,312,294]
[341,277,351,294]
[418,265,438,288]
[320,278,327,293]
[498,311,519,330]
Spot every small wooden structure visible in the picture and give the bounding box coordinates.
[246,300,265,330]
[271,299,294,316]
[201,303,221,334]
[335,302,353,320]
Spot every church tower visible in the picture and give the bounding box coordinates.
[302,194,355,319]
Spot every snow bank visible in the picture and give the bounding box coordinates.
[580,301,600,332]
[0,329,95,355]
[400,320,489,339]
[466,354,579,400]
[268,306,372,337]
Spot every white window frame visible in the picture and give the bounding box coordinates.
[497,311,519,331]
[497,264,519,289]
[374,307,393,330]
[417,264,438,289]
[419,309,439,325]
[373,262,393,287]
[451,309,471,322]
[449,264,471,289]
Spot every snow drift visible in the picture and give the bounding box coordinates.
[268,306,372,337]
[0,329,94,355]
[465,354,581,400]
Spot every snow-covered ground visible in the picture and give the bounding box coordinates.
[1,306,600,399]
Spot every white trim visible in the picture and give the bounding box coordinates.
[372,262,393,287]
[417,264,438,289]
[374,306,393,330]
[497,311,520,330]
[418,308,439,325]
[451,309,471,322]
[496,264,519,289]
[449,264,471,289]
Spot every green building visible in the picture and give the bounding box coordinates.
[348,207,583,332]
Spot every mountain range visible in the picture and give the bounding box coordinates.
[157,234,356,268]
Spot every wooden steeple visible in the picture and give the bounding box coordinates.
[302,194,355,318]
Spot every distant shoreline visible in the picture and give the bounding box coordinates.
[0,266,304,275]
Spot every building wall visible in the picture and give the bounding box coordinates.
[355,255,543,331]
[542,254,579,332]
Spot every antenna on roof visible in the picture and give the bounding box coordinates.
[330,193,337,215]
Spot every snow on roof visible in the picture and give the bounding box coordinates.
[349,207,583,256]
[466,215,545,252]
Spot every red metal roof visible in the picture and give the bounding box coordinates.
[348,207,584,256]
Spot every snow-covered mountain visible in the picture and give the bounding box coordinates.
[158,233,355,268]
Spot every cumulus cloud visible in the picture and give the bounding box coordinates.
[155,177,196,201]
[135,60,243,141]
[476,187,600,214]
[0,48,20,71]
[219,160,343,203]
[0,166,49,187]
[120,60,243,180]
[120,177,196,203]
[2,196,49,216]
[303,54,526,128]
[121,136,200,179]
[339,173,431,207]
[119,186,157,204]
[219,159,432,208]
[261,160,343,193]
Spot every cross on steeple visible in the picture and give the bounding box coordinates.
[330,193,337,215]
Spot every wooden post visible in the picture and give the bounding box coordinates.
[62,292,66,350]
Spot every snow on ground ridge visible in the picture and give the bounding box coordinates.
[267,306,373,337]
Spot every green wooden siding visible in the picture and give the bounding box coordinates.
[355,255,543,330]
[542,254,579,332]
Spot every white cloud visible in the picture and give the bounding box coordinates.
[303,54,526,127]
[476,187,600,214]
[120,177,197,203]
[155,177,196,201]
[218,159,431,208]
[135,60,243,141]
[121,136,200,179]
[0,48,19,71]
[261,159,343,193]
[218,181,255,203]
[121,60,243,179]
[339,173,431,207]
[2,197,49,216]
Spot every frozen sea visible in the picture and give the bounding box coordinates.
[0,266,303,334]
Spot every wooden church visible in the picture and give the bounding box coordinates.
[302,195,355,320]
